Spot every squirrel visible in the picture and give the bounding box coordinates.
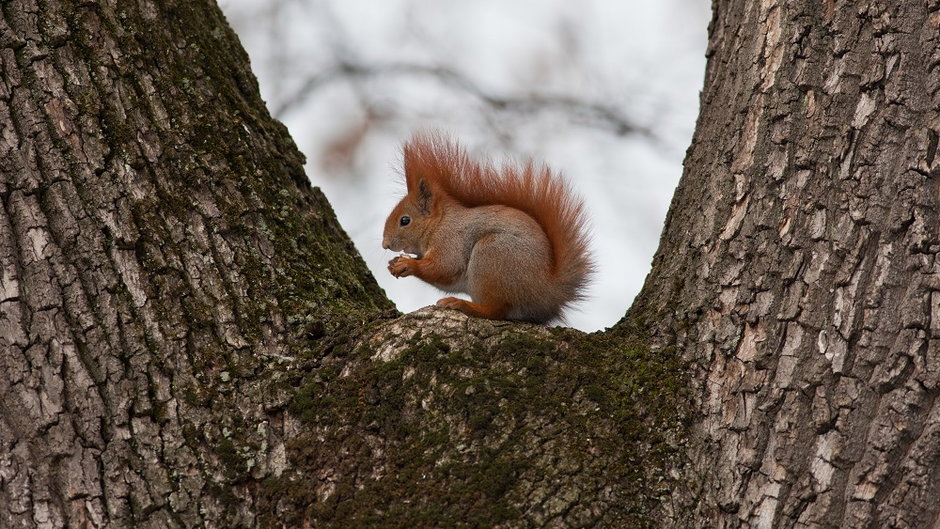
[382,134,593,323]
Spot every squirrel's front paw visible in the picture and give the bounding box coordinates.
[388,255,415,277]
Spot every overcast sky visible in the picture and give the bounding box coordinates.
[220,0,710,331]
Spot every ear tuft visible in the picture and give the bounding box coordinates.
[417,179,433,215]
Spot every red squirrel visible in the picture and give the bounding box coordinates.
[382,134,593,323]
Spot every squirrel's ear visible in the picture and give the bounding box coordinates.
[417,179,433,215]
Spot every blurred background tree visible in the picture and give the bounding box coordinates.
[220,0,710,330]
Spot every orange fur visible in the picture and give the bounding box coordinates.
[402,134,593,306]
[383,133,593,323]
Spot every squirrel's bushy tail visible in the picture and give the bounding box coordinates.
[404,133,594,315]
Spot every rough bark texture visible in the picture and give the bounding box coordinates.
[0,1,393,527]
[257,309,688,528]
[6,0,939,528]
[633,0,940,527]
[0,1,689,528]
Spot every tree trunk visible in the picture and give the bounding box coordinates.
[0,1,686,527]
[3,0,938,528]
[0,1,391,527]
[633,0,940,527]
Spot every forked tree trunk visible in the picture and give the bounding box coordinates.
[634,1,940,527]
[2,0,938,528]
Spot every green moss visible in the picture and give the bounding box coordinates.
[264,325,691,528]
[215,437,243,478]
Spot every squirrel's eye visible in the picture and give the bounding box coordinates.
[400,216,411,226]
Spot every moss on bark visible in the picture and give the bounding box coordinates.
[256,309,692,528]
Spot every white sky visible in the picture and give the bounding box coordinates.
[220,0,709,331]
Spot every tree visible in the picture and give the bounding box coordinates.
[633,0,940,526]
[0,1,383,527]
[0,2,935,529]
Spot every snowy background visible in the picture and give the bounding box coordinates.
[219,0,710,332]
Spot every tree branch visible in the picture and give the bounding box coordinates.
[273,60,655,139]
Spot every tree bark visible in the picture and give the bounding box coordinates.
[0,1,687,528]
[0,1,391,527]
[4,0,939,528]
[633,0,940,527]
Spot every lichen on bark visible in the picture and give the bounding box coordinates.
[257,308,691,529]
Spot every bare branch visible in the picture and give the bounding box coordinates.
[273,60,655,139]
